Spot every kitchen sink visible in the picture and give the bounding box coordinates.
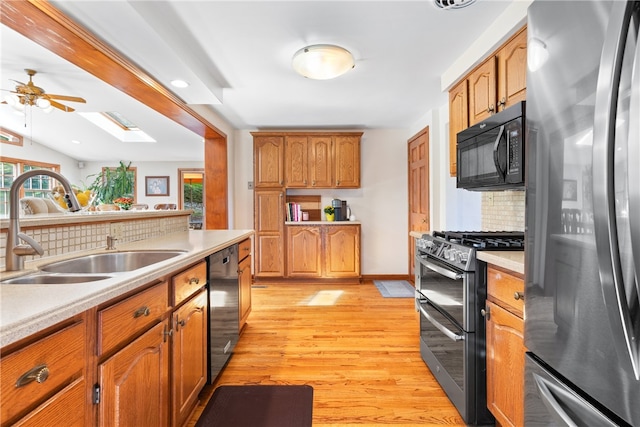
[39,250,187,274]
[1,274,112,285]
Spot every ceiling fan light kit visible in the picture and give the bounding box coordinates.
[292,44,355,80]
[433,0,477,10]
[2,69,86,113]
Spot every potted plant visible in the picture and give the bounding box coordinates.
[88,161,135,206]
[324,205,335,222]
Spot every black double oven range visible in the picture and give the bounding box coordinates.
[414,231,524,426]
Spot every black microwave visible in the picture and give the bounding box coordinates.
[456,101,525,191]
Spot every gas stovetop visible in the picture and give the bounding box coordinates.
[416,231,524,272]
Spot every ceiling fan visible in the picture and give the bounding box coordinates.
[2,69,86,112]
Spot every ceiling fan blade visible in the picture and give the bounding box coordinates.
[9,79,27,86]
[49,99,75,112]
[44,94,86,103]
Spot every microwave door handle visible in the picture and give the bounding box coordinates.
[492,125,506,177]
[591,0,640,380]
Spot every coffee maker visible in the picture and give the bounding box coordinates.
[331,199,348,221]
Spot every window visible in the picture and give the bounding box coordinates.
[0,157,60,216]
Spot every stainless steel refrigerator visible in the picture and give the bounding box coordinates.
[525,1,640,425]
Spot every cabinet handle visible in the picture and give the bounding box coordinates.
[312,180,316,186]
[178,319,186,328]
[188,277,200,285]
[337,180,341,186]
[514,291,524,301]
[487,104,495,114]
[133,306,151,318]
[15,364,49,388]
[163,325,173,342]
[481,306,490,320]
[498,97,506,109]
[304,180,307,185]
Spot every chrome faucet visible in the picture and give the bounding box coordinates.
[5,170,81,271]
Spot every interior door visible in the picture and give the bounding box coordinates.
[408,127,430,278]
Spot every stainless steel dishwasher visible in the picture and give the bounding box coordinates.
[207,244,239,383]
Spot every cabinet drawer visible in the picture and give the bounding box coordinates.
[487,266,524,317]
[173,261,207,306]
[239,238,251,261]
[1,319,86,424]
[98,281,168,356]
[13,378,86,427]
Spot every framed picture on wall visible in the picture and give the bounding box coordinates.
[145,176,169,196]
[562,179,578,201]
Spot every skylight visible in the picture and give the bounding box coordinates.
[78,111,156,142]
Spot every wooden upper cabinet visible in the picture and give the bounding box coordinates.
[334,135,360,188]
[468,56,497,126]
[448,80,468,177]
[448,25,527,176]
[497,27,527,111]
[284,135,309,187]
[254,135,284,188]
[309,136,333,188]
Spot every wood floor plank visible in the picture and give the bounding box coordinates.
[186,281,466,426]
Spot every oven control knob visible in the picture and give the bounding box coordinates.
[460,252,469,263]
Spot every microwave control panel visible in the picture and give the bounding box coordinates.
[506,119,522,174]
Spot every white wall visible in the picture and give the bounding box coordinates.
[81,161,204,207]
[1,139,84,184]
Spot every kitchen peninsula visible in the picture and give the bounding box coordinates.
[0,218,253,426]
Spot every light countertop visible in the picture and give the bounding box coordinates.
[477,251,525,275]
[0,229,253,348]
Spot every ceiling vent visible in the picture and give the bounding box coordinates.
[433,0,477,10]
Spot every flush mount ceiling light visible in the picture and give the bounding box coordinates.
[292,44,355,80]
[170,79,189,88]
[433,0,477,10]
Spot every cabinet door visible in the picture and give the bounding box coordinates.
[284,135,308,187]
[497,27,527,111]
[172,290,207,427]
[324,225,360,277]
[448,79,468,177]
[334,136,360,188]
[239,254,252,331]
[12,377,86,427]
[99,321,170,427]
[468,57,497,126]
[254,190,284,276]
[309,136,333,188]
[486,300,525,427]
[286,226,322,277]
[254,135,284,188]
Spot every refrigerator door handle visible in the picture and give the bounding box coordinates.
[592,0,640,380]
[533,373,619,427]
[629,7,640,315]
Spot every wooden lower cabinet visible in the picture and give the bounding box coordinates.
[172,289,208,427]
[286,224,360,279]
[239,253,252,331]
[485,265,525,427]
[0,315,87,426]
[98,321,171,427]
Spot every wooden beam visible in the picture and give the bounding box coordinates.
[0,0,226,140]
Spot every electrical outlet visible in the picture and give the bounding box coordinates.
[109,222,123,239]
[248,181,254,190]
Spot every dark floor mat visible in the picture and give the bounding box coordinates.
[195,385,313,427]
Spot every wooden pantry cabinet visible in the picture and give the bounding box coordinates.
[485,265,526,427]
[286,224,361,279]
[448,26,527,176]
[253,131,362,278]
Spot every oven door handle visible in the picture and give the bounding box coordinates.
[418,303,464,342]
[418,257,463,280]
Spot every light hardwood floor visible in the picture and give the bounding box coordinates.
[187,281,465,426]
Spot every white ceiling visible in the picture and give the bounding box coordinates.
[1,0,516,162]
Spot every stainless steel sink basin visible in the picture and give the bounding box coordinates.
[39,250,186,274]
[2,274,112,285]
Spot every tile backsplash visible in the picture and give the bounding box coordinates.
[1,215,189,270]
[481,191,525,231]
